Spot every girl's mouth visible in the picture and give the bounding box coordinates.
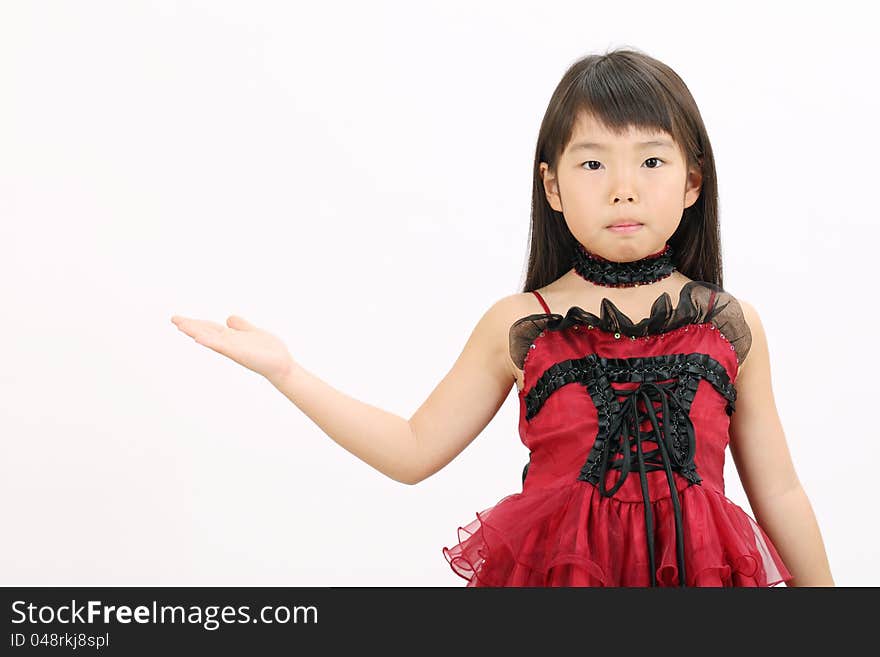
[607,223,643,233]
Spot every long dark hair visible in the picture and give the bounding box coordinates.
[522,47,722,292]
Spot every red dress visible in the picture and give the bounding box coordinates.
[443,281,794,587]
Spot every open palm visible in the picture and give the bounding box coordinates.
[171,314,294,382]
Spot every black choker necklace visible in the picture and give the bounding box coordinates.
[572,242,676,288]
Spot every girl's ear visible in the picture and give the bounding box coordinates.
[684,163,703,209]
[539,162,564,213]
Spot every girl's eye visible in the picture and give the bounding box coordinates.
[581,158,665,170]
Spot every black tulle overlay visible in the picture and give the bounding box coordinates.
[509,280,751,371]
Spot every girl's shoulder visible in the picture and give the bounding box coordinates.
[484,291,557,392]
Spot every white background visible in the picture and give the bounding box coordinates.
[2,0,876,586]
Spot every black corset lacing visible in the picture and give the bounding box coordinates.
[595,380,696,587]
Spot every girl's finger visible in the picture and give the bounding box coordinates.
[194,333,220,350]
[175,317,228,335]
[227,315,256,331]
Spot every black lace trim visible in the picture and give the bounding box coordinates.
[520,351,737,587]
[509,280,752,370]
[524,352,736,421]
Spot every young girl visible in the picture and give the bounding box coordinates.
[170,47,834,587]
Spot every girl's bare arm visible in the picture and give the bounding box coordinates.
[728,299,835,586]
[267,296,517,485]
[174,297,518,486]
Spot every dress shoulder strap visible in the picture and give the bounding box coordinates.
[707,289,718,314]
[531,290,552,314]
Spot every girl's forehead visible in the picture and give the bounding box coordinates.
[572,114,671,141]
[563,115,679,156]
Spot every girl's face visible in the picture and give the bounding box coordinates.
[539,112,702,263]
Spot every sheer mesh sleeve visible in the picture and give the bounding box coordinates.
[684,283,752,365]
[509,314,560,371]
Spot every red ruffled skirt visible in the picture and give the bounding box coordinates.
[443,481,793,587]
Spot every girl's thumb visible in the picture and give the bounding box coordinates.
[227,315,256,330]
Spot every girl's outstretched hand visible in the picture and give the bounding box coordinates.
[170,314,295,383]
